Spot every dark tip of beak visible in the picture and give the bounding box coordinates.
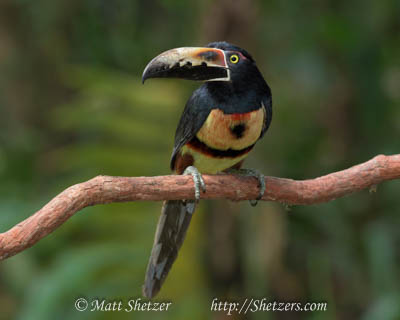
[142,61,170,84]
[142,68,150,84]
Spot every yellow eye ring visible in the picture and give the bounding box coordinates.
[230,54,239,64]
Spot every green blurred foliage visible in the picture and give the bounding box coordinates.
[0,0,399,319]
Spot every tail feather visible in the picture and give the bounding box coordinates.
[142,199,196,298]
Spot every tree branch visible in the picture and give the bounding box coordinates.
[1,154,399,261]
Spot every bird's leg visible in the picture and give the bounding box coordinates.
[225,168,265,206]
[183,166,206,202]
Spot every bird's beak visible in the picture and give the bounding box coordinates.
[142,47,230,83]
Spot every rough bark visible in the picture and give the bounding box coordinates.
[0,154,399,261]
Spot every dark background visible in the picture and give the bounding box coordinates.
[0,0,399,319]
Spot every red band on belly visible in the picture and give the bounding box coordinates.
[186,136,254,158]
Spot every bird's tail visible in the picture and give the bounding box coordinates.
[142,199,196,298]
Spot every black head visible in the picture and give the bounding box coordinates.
[205,41,268,96]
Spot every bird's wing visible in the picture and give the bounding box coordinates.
[170,90,212,171]
[259,94,273,139]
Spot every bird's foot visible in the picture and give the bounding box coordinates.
[225,168,265,207]
[183,166,206,202]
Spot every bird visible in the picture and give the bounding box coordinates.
[141,41,272,298]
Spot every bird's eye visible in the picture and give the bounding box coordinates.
[230,54,239,64]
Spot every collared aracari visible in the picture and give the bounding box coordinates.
[141,42,272,298]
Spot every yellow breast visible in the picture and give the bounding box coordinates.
[177,107,265,174]
[196,108,264,150]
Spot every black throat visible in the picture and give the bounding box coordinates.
[203,76,268,114]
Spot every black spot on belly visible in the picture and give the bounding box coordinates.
[230,123,246,138]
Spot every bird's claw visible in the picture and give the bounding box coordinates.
[226,168,265,206]
[183,166,206,202]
